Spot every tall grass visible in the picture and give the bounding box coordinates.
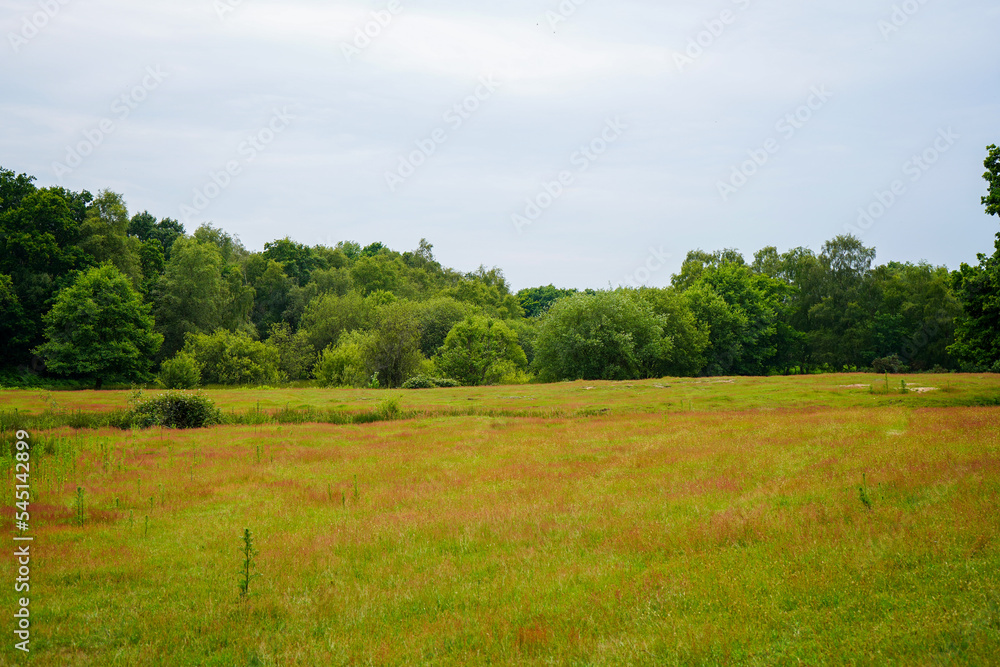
[5,399,999,664]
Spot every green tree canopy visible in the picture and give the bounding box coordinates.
[79,190,143,286]
[416,296,471,357]
[299,291,375,353]
[182,329,284,386]
[949,145,1000,371]
[631,288,710,377]
[517,285,578,318]
[364,301,423,388]
[435,316,528,386]
[0,273,29,363]
[35,264,162,388]
[983,144,1000,218]
[153,236,254,358]
[533,291,671,382]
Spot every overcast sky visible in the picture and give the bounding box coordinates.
[2,0,998,290]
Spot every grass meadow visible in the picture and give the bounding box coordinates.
[2,374,1000,665]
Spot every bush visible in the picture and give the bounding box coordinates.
[401,375,436,389]
[434,316,528,386]
[871,354,909,374]
[374,396,402,420]
[314,331,370,388]
[158,352,202,389]
[401,375,461,389]
[533,291,669,381]
[128,391,223,429]
[183,329,286,386]
[266,323,316,381]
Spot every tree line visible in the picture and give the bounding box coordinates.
[1,146,997,389]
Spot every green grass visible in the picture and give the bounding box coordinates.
[2,374,999,431]
[1,375,999,664]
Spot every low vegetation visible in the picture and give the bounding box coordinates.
[1,375,998,664]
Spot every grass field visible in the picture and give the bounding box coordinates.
[3,375,1000,665]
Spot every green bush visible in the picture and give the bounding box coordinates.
[314,331,370,388]
[533,291,671,382]
[183,329,286,386]
[128,391,223,429]
[871,354,909,374]
[401,374,435,389]
[158,352,202,389]
[434,316,528,386]
[401,375,461,389]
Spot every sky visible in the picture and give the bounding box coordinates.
[2,0,999,291]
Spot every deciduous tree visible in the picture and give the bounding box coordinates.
[35,264,162,389]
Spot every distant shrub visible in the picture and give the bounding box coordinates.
[401,375,460,389]
[183,330,286,386]
[374,396,402,420]
[314,332,370,388]
[401,375,435,389]
[158,352,201,389]
[871,354,908,374]
[128,391,223,429]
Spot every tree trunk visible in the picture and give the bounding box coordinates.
[95,377,103,391]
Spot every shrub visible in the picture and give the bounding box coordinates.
[871,354,909,374]
[435,316,528,386]
[314,331,370,388]
[533,291,670,382]
[401,375,436,389]
[401,375,462,389]
[374,396,402,420]
[128,391,223,429]
[158,352,202,389]
[183,329,286,386]
[266,323,316,381]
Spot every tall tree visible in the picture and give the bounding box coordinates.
[631,287,710,377]
[0,167,36,213]
[0,188,92,360]
[517,285,577,318]
[363,300,423,388]
[0,274,29,363]
[262,238,328,286]
[807,235,879,369]
[79,190,143,285]
[128,212,185,258]
[949,145,1000,371]
[35,264,162,389]
[153,237,230,358]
